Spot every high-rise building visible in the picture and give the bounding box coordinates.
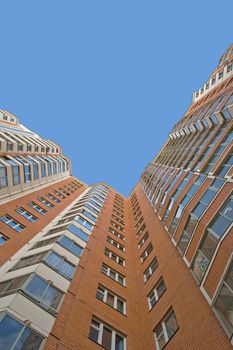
[0,45,232,350]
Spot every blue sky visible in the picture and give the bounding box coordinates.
[1,1,233,195]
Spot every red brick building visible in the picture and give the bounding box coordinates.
[0,45,232,350]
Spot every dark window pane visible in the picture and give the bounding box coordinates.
[214,284,233,335]
[102,327,112,350]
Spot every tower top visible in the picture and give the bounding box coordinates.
[192,44,233,104]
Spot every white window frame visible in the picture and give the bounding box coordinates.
[96,285,126,314]
[101,263,126,286]
[89,318,126,350]
[105,248,125,266]
[107,236,125,252]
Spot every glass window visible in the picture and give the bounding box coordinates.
[45,251,75,280]
[192,196,233,283]
[0,313,43,350]
[24,275,63,312]
[59,236,83,257]
[154,309,179,350]
[101,263,125,286]
[0,233,8,245]
[148,278,166,309]
[0,163,8,188]
[96,285,126,314]
[29,202,47,214]
[74,216,93,231]
[68,224,89,242]
[144,258,158,282]
[214,260,233,338]
[89,318,126,350]
[16,208,37,222]
[0,215,25,232]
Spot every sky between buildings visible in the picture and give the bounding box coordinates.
[1,0,233,195]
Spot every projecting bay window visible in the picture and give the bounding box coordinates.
[154,308,179,350]
[0,274,63,314]
[169,175,206,235]
[11,250,75,280]
[101,263,125,286]
[16,157,31,182]
[216,153,233,177]
[89,318,126,350]
[96,285,126,314]
[0,313,44,350]
[178,178,225,254]
[104,248,125,266]
[192,196,233,283]
[26,156,39,180]
[68,224,89,242]
[0,163,7,188]
[213,259,233,339]
[81,209,97,222]
[0,215,25,232]
[5,158,20,185]
[74,216,94,231]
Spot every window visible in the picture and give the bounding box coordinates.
[39,197,54,208]
[11,250,75,280]
[0,274,63,314]
[74,216,93,231]
[104,248,125,266]
[29,202,47,214]
[68,224,89,242]
[85,203,99,214]
[148,278,166,310]
[47,193,61,203]
[136,223,146,238]
[144,258,158,282]
[81,209,97,222]
[89,318,126,350]
[110,221,124,232]
[109,227,125,241]
[0,233,8,245]
[16,208,37,222]
[96,285,126,314]
[107,236,125,252]
[54,190,65,199]
[216,153,233,177]
[138,232,149,249]
[59,236,83,257]
[101,263,125,286]
[16,157,31,182]
[213,260,233,338]
[0,215,25,232]
[154,308,179,349]
[0,163,8,188]
[192,196,233,283]
[140,243,153,263]
[4,158,20,186]
[0,313,43,350]
[44,251,75,279]
[178,178,225,254]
